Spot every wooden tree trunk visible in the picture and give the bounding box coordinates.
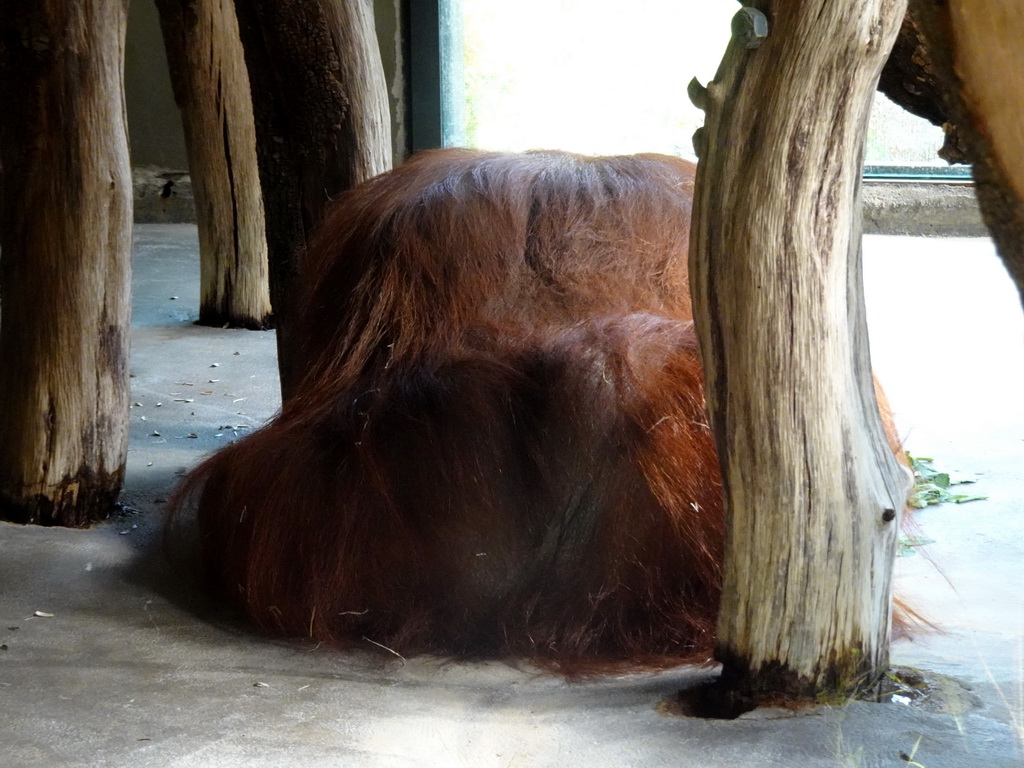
[911,1,1024,307]
[878,10,949,128]
[156,0,272,330]
[232,0,393,397]
[0,0,133,527]
[689,1,911,701]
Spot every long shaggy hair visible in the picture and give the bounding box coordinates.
[171,148,904,674]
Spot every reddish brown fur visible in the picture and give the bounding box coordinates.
[172,148,905,673]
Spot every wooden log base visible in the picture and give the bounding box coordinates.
[668,664,964,719]
[0,469,124,527]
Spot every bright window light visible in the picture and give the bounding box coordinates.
[448,0,952,170]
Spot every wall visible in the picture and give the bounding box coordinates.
[125,0,188,168]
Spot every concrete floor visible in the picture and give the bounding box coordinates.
[1,225,1022,767]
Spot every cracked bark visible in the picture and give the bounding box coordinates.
[690,0,911,701]
[156,0,272,330]
[0,0,133,526]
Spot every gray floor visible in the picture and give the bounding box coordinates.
[1,225,1021,767]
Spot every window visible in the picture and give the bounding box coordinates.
[413,0,965,178]
[445,0,733,156]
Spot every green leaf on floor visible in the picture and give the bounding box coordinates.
[907,454,987,509]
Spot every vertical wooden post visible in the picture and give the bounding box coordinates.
[911,1,1024,307]
[157,0,273,330]
[689,1,911,701]
[232,0,393,397]
[0,0,134,526]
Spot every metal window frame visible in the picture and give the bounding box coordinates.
[406,0,463,152]
[863,163,972,182]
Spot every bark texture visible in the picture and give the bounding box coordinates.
[232,0,393,396]
[878,10,946,126]
[0,0,133,526]
[157,0,272,330]
[912,1,1024,306]
[877,8,967,163]
[689,0,911,700]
